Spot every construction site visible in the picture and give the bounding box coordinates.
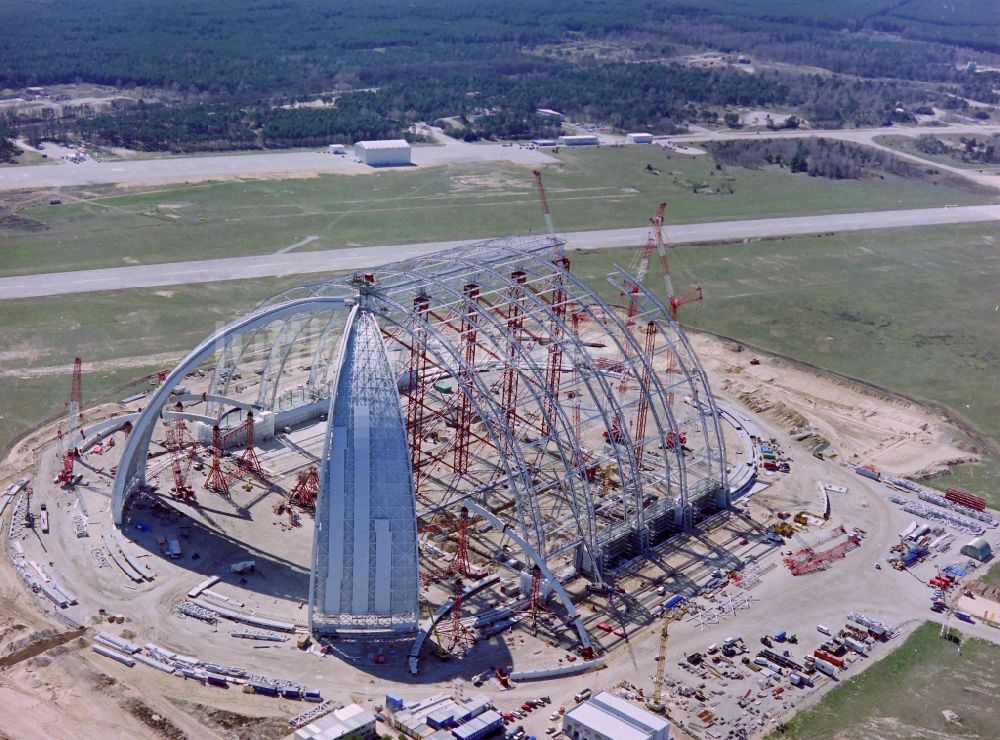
[2,174,999,740]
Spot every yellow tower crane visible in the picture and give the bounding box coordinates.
[647,607,686,714]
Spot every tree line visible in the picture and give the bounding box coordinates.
[706,138,932,180]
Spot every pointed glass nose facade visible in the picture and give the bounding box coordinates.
[310,307,420,635]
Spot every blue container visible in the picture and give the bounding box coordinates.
[386,693,404,711]
[663,594,683,609]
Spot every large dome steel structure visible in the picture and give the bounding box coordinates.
[111,234,727,637]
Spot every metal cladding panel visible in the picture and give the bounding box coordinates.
[325,426,347,614]
[374,519,392,614]
[352,406,372,612]
[313,308,419,631]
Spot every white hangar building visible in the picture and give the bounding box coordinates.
[354,139,412,166]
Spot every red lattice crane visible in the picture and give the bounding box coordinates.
[205,425,230,496]
[55,357,83,485]
[625,202,669,325]
[512,564,551,628]
[669,285,703,321]
[532,169,556,237]
[419,507,477,582]
[232,410,265,479]
[167,403,195,501]
[289,466,320,508]
[436,577,475,652]
[454,285,479,477]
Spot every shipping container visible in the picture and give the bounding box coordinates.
[814,650,845,668]
[386,693,404,711]
[814,658,836,676]
[663,594,684,609]
[844,638,867,655]
[854,466,880,481]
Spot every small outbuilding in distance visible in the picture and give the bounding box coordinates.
[353,139,412,167]
[558,134,599,146]
[328,143,347,155]
[626,132,654,144]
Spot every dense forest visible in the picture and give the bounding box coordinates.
[0,1,995,96]
[705,138,933,180]
[0,0,996,151]
[27,59,976,153]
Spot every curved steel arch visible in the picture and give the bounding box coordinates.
[359,285,551,555]
[111,235,726,585]
[370,258,597,561]
[111,296,351,524]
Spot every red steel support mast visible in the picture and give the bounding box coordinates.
[454,284,479,477]
[407,293,431,487]
[205,425,230,495]
[236,410,265,478]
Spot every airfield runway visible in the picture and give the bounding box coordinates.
[1,204,997,300]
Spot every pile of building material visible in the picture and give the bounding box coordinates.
[176,601,218,624]
[889,495,984,535]
[784,535,862,576]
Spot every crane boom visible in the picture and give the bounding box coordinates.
[532,169,557,242]
[62,357,82,453]
[648,606,686,714]
[648,616,672,713]
[634,201,667,287]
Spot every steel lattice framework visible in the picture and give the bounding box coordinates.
[112,235,727,605]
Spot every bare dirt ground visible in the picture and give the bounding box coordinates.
[0,330,984,738]
[689,331,976,478]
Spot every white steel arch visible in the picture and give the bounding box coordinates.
[111,236,727,608]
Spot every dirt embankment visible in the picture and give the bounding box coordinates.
[689,331,977,478]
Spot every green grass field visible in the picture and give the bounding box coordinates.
[570,222,1000,504]
[1,146,994,278]
[0,276,326,455]
[983,559,1000,589]
[776,621,1000,739]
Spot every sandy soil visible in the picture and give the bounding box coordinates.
[689,330,976,479]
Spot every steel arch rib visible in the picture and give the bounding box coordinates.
[499,247,688,530]
[110,297,350,525]
[381,259,598,561]
[364,282,555,556]
[437,255,627,564]
[609,268,728,494]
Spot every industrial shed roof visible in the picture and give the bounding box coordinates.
[354,139,410,150]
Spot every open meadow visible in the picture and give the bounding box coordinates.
[0,276,326,456]
[1,145,994,278]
